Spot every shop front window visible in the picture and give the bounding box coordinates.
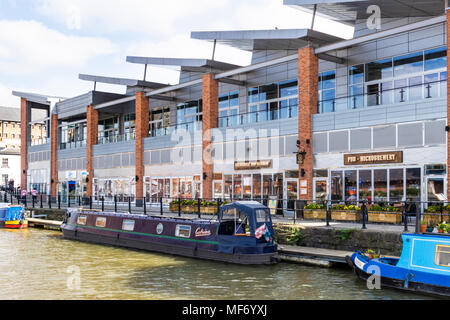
[331,171,343,201]
[234,175,242,200]
[253,174,262,200]
[345,170,357,202]
[406,168,421,201]
[374,169,388,203]
[263,175,273,200]
[389,169,404,203]
[224,175,232,200]
[243,174,252,199]
[359,170,372,203]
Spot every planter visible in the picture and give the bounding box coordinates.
[169,204,179,212]
[426,227,435,233]
[423,213,450,225]
[331,210,361,222]
[200,206,218,214]
[420,224,427,233]
[303,209,327,220]
[181,205,196,213]
[368,211,402,224]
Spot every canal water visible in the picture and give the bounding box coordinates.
[0,229,432,300]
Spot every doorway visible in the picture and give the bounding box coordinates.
[313,178,328,202]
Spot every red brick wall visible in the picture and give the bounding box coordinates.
[135,92,149,199]
[86,105,98,197]
[298,47,318,200]
[20,98,28,190]
[51,114,58,197]
[202,73,218,200]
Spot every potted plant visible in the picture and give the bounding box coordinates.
[426,222,435,233]
[200,201,219,214]
[303,203,327,220]
[420,220,427,233]
[437,222,447,234]
[170,200,179,212]
[331,204,361,221]
[367,249,375,260]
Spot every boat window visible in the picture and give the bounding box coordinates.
[77,215,87,225]
[96,217,107,228]
[255,209,270,223]
[436,245,450,267]
[122,219,135,231]
[175,225,191,238]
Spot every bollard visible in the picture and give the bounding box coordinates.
[114,195,117,213]
[198,199,201,219]
[89,196,93,210]
[160,197,163,216]
[415,202,421,234]
[128,197,131,214]
[403,201,408,232]
[326,201,330,227]
[68,196,71,208]
[102,197,105,212]
[32,195,35,208]
[144,197,147,216]
[48,195,52,209]
[10,193,12,204]
[361,201,367,230]
[293,201,297,225]
[58,195,61,209]
[40,195,43,208]
[178,198,181,217]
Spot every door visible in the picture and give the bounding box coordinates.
[427,177,446,204]
[286,180,298,211]
[313,178,328,202]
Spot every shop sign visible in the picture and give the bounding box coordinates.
[344,151,403,166]
[234,160,272,171]
[66,171,77,179]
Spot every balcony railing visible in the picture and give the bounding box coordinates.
[218,104,298,128]
[97,132,136,145]
[59,139,86,150]
[30,137,49,147]
[319,79,447,114]
[148,121,203,138]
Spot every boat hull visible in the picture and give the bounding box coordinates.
[349,253,450,298]
[62,228,278,265]
[4,220,28,229]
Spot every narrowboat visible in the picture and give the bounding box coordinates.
[0,205,28,229]
[348,233,450,297]
[61,201,279,265]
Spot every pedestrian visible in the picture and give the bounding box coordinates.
[21,189,27,205]
[32,189,38,203]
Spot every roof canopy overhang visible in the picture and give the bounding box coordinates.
[79,74,167,90]
[283,0,446,24]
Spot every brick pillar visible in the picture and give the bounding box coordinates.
[202,73,218,200]
[298,47,319,200]
[20,98,28,190]
[447,10,450,201]
[86,105,98,197]
[50,114,58,197]
[135,92,149,203]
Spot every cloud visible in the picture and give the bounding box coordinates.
[0,20,118,74]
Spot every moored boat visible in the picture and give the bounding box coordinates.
[61,201,279,265]
[348,233,450,297]
[0,205,28,229]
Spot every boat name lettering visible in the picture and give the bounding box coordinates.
[354,256,366,270]
[195,227,212,237]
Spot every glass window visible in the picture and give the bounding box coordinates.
[234,174,242,200]
[263,175,273,199]
[436,246,450,267]
[406,168,421,201]
[175,225,191,238]
[409,76,423,101]
[331,171,343,201]
[259,83,278,101]
[424,73,439,98]
[248,87,259,103]
[441,72,447,97]
[243,174,252,199]
[279,79,298,97]
[365,59,393,82]
[253,174,262,199]
[374,169,388,203]
[345,171,357,202]
[349,65,364,85]
[394,79,408,103]
[95,217,107,228]
[359,170,372,203]
[425,47,447,71]
[224,175,233,200]
[394,52,424,77]
[122,219,135,231]
[255,209,270,223]
[389,169,404,202]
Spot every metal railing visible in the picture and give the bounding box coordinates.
[97,132,136,145]
[6,191,449,234]
[148,121,203,138]
[318,79,447,113]
[59,139,86,150]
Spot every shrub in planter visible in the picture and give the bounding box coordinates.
[303,203,327,220]
[331,204,361,221]
[368,205,402,224]
[424,206,450,225]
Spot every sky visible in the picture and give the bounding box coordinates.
[0,0,354,108]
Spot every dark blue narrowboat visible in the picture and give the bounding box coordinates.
[61,201,279,265]
[348,233,450,297]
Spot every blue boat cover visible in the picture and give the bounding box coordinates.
[5,206,25,221]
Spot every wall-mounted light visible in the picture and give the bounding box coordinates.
[135,176,140,182]
[203,172,208,180]
[306,139,311,145]
[446,126,450,132]
[86,177,90,183]
[51,179,54,184]
[301,169,306,178]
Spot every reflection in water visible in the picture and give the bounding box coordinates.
[0,229,431,300]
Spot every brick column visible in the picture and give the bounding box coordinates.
[298,47,319,200]
[202,73,218,200]
[447,9,450,201]
[50,114,58,197]
[20,98,28,190]
[135,91,149,204]
[86,105,98,197]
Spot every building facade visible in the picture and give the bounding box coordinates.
[15,0,450,209]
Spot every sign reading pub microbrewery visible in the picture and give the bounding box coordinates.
[344,151,403,165]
